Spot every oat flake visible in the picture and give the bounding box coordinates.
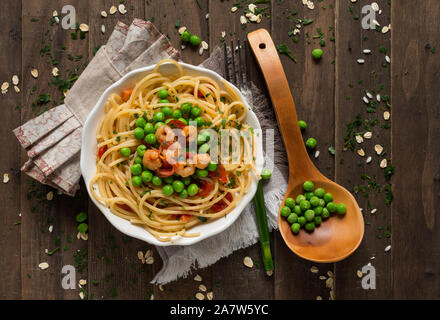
[195,292,205,300]
[243,256,253,268]
[194,274,202,282]
[31,68,38,78]
[39,262,49,270]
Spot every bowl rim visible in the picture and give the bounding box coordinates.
[80,61,263,246]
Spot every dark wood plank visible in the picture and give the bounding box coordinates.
[391,0,440,299]
[21,0,90,299]
[270,0,336,300]
[334,0,392,299]
[0,0,22,300]
[208,0,275,300]
[146,0,209,65]
[146,0,213,300]
[85,0,165,301]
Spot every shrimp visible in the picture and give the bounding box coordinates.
[175,162,196,178]
[155,125,175,144]
[142,149,162,171]
[194,153,211,169]
[182,125,197,142]
[162,142,182,165]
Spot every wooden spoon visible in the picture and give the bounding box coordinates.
[248,29,364,263]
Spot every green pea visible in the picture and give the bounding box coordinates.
[131,164,142,176]
[178,118,188,125]
[291,223,301,234]
[304,209,315,222]
[158,89,169,99]
[136,117,147,129]
[172,180,184,193]
[154,122,165,131]
[293,205,302,215]
[299,200,311,211]
[318,199,326,207]
[314,216,322,226]
[190,35,201,46]
[298,120,307,131]
[305,192,314,200]
[280,206,291,217]
[159,99,170,104]
[261,169,272,180]
[164,176,174,184]
[76,212,87,223]
[312,48,323,60]
[141,170,153,183]
[182,177,191,185]
[153,111,165,123]
[120,147,131,157]
[323,193,333,203]
[172,109,182,119]
[162,185,174,196]
[133,127,145,140]
[196,169,209,178]
[137,145,147,157]
[322,208,330,219]
[152,176,162,186]
[134,156,142,165]
[297,216,306,226]
[306,137,317,149]
[195,117,205,127]
[144,122,155,134]
[179,189,189,199]
[314,187,325,198]
[314,206,323,216]
[198,143,210,154]
[326,202,337,213]
[202,131,211,141]
[305,222,315,232]
[285,197,295,209]
[310,196,320,207]
[197,134,206,146]
[187,184,199,196]
[145,133,157,144]
[181,30,191,42]
[77,223,88,234]
[132,176,143,187]
[181,102,192,114]
[162,107,172,117]
[207,162,217,172]
[296,194,306,204]
[303,180,315,192]
[287,213,298,224]
[336,203,347,215]
[191,106,202,117]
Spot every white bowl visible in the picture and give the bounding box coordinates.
[81,62,263,246]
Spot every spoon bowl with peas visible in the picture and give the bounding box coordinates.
[248,29,364,262]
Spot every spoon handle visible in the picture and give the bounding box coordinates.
[248,29,318,181]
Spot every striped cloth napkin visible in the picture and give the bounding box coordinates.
[13,19,288,284]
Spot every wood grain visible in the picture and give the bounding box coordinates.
[391,0,440,299]
[0,0,22,300]
[20,0,91,299]
[208,0,275,300]
[2,0,440,300]
[269,0,336,299]
[334,0,392,299]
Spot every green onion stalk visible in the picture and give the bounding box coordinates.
[253,180,274,275]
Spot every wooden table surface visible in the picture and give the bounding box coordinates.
[1,0,439,300]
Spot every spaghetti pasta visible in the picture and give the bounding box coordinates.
[90,59,256,241]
